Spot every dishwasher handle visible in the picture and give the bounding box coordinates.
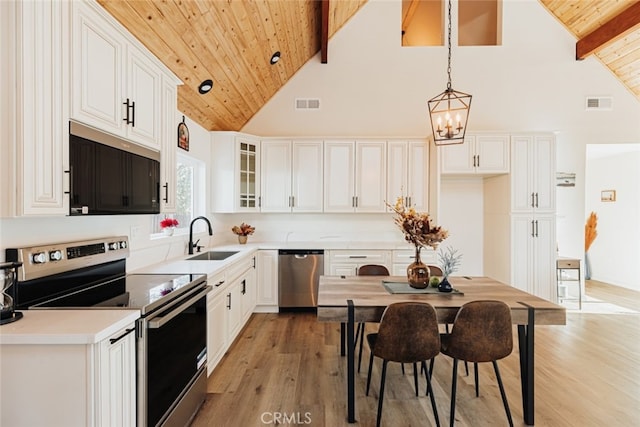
[278,249,324,256]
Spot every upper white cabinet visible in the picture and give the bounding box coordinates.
[510,134,556,213]
[71,0,176,150]
[324,140,387,212]
[440,134,509,175]
[211,132,261,213]
[260,140,323,212]
[159,81,177,212]
[387,140,429,211]
[1,0,70,217]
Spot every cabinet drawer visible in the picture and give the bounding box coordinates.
[557,259,580,269]
[227,255,255,283]
[392,249,436,264]
[328,250,391,264]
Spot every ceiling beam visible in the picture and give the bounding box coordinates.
[576,1,640,60]
[321,0,329,63]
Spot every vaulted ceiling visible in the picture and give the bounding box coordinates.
[98,0,640,133]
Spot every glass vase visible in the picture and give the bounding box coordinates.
[407,246,430,289]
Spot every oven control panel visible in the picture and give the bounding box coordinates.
[6,236,130,281]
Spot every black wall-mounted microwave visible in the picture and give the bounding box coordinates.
[69,121,160,215]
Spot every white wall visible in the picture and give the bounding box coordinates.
[585,146,640,291]
[242,0,640,275]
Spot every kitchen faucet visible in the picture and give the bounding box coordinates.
[189,216,213,254]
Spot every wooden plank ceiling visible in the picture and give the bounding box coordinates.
[97,0,367,131]
[540,0,640,101]
[98,1,639,132]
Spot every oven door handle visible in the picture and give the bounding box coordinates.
[147,285,212,329]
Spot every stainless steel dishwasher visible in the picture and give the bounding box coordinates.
[278,249,324,308]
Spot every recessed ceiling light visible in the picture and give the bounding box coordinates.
[270,51,281,65]
[198,79,213,94]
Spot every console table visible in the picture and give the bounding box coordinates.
[557,257,582,309]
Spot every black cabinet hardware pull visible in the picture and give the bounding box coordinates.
[110,327,135,345]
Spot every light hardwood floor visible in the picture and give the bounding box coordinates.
[192,283,640,426]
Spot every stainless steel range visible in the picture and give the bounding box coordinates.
[6,236,211,427]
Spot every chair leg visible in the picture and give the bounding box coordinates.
[465,360,469,376]
[474,362,479,397]
[357,324,365,373]
[424,358,435,396]
[401,363,405,375]
[366,351,375,396]
[450,358,458,427]
[492,360,514,427]
[376,360,389,427]
[424,359,440,427]
[413,362,419,396]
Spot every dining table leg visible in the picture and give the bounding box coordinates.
[347,299,356,423]
[517,304,535,425]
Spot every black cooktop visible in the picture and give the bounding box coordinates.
[32,273,206,316]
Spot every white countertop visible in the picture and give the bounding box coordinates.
[0,310,140,345]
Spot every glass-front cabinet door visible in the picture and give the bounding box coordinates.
[238,140,260,210]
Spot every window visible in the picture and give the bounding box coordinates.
[152,153,205,234]
[401,0,501,47]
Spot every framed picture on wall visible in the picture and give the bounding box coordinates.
[601,190,616,202]
[178,117,189,151]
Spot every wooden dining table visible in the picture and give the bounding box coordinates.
[316,275,566,425]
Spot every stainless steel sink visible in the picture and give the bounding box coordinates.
[186,251,239,261]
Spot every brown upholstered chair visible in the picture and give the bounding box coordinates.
[440,300,514,427]
[427,265,444,276]
[365,302,441,427]
[355,264,390,373]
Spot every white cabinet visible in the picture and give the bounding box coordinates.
[160,80,178,212]
[326,250,392,275]
[324,140,387,212]
[510,134,556,213]
[97,324,137,426]
[206,254,256,374]
[391,248,437,276]
[0,320,137,426]
[440,134,509,175]
[240,266,257,322]
[1,0,70,216]
[511,214,556,301]
[387,140,429,211]
[256,250,279,312]
[260,140,323,212]
[71,0,173,150]
[211,132,261,213]
[206,270,227,375]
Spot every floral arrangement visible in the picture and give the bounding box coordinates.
[387,196,448,250]
[438,246,463,278]
[231,223,255,236]
[160,218,179,229]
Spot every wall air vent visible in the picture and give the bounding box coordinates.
[295,98,320,110]
[585,96,613,111]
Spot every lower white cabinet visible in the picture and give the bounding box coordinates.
[511,214,556,301]
[326,250,392,275]
[0,322,137,427]
[206,254,256,375]
[96,324,137,426]
[256,250,279,312]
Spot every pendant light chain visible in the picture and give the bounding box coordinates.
[446,0,452,90]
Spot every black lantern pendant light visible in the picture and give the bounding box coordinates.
[428,0,472,146]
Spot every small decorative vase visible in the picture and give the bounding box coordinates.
[407,246,430,289]
[238,235,248,244]
[163,227,174,236]
[438,276,453,293]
